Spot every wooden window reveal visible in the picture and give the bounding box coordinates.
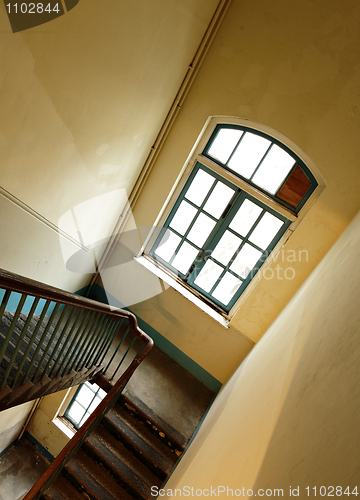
[277,165,311,208]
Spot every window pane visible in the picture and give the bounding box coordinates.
[79,412,90,427]
[252,144,295,194]
[172,242,199,275]
[230,243,262,279]
[248,212,284,250]
[185,169,216,207]
[98,388,106,399]
[169,200,197,235]
[203,182,235,219]
[154,230,181,262]
[88,396,103,414]
[229,199,263,237]
[67,401,86,426]
[228,132,271,178]
[194,260,224,293]
[187,213,216,248]
[212,272,242,305]
[207,128,244,164]
[76,385,94,408]
[211,231,242,266]
[85,381,100,392]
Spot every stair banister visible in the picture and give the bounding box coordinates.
[0,269,154,410]
[0,269,147,330]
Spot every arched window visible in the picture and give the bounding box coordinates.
[138,118,325,325]
[203,124,317,213]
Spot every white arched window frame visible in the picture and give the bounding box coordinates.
[136,117,325,327]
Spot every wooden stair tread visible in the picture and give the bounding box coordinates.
[96,378,186,452]
[43,476,85,500]
[65,449,134,500]
[85,425,162,500]
[0,385,12,403]
[120,391,186,451]
[104,403,178,476]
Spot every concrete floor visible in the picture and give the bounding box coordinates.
[0,438,50,500]
[125,346,215,444]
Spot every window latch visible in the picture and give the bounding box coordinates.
[197,249,210,262]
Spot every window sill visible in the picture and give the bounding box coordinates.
[135,255,230,328]
[52,416,76,439]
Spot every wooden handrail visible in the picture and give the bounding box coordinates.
[0,269,152,345]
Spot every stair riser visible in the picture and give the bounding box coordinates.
[1,379,34,408]
[63,450,135,500]
[83,427,162,500]
[101,409,178,480]
[101,420,168,481]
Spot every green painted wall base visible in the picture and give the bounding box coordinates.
[0,438,16,458]
[24,431,54,462]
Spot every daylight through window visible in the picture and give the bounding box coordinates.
[146,122,319,316]
[65,381,106,430]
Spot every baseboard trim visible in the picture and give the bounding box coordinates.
[0,438,16,458]
[24,431,54,462]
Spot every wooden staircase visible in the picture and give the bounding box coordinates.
[27,391,185,500]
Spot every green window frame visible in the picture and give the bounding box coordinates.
[64,381,106,430]
[150,163,290,313]
[148,124,318,314]
[203,124,318,213]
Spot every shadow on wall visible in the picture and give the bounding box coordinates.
[58,190,168,308]
[5,0,80,33]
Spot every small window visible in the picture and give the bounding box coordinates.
[140,119,324,321]
[64,381,106,430]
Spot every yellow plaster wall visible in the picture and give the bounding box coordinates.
[0,0,219,290]
[123,0,360,380]
[163,209,360,498]
[130,285,254,383]
[27,388,72,457]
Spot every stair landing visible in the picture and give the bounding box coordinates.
[105,345,216,446]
